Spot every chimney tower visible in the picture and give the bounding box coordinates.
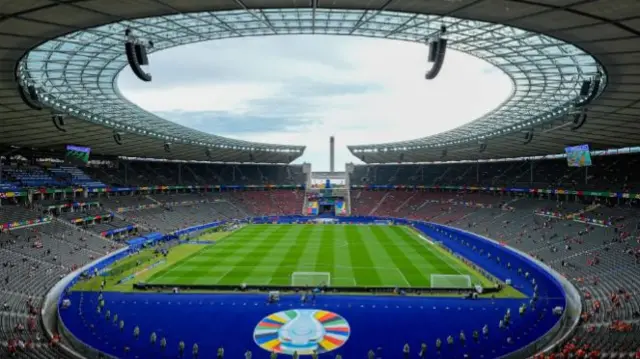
[330,136,335,173]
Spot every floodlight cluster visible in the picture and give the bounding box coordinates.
[20,8,602,154]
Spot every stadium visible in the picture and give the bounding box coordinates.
[0,0,639,358]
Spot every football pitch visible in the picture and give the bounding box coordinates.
[145,224,494,288]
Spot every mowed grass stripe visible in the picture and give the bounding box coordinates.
[294,226,323,272]
[269,225,316,285]
[155,225,280,284]
[147,224,499,290]
[400,226,491,286]
[344,225,381,286]
[240,225,309,285]
[211,227,280,284]
[332,226,356,286]
[146,244,214,283]
[370,226,430,286]
[359,226,412,287]
[314,225,335,273]
[392,226,463,275]
[216,225,294,284]
[383,229,441,274]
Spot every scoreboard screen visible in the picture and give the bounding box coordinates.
[565,144,592,167]
[65,145,91,165]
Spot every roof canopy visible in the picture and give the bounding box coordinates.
[0,0,638,163]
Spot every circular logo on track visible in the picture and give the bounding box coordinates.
[253,309,350,355]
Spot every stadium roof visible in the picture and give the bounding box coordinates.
[1,0,639,164]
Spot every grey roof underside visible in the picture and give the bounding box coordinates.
[0,0,638,163]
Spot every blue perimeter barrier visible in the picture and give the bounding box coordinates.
[55,216,571,359]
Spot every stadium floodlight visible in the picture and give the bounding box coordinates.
[291,272,331,287]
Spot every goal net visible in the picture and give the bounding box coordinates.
[291,272,331,287]
[430,274,472,289]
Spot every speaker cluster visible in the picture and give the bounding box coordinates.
[18,84,42,110]
[125,29,152,82]
[425,26,448,80]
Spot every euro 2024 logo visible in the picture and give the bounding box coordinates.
[253,309,350,355]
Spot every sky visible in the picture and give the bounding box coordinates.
[118,35,512,171]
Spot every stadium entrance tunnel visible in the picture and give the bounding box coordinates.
[53,216,578,358]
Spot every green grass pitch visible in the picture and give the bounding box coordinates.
[145,224,494,288]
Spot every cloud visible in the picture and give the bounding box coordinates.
[118,35,512,171]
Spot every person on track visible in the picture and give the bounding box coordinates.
[419,342,427,358]
[403,342,410,359]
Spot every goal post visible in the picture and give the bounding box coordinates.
[291,272,331,287]
[430,274,472,289]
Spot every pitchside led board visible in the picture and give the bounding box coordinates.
[565,144,592,167]
[65,145,91,166]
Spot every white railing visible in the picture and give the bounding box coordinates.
[42,247,129,359]
[437,224,582,358]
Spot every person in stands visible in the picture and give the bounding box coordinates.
[403,342,410,359]
[217,346,224,359]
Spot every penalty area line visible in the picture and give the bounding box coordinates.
[336,240,349,249]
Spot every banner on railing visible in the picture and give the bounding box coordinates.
[351,185,640,199]
[45,201,100,210]
[1,216,52,230]
[0,191,27,198]
[35,187,83,194]
[100,224,137,237]
[535,209,613,227]
[85,184,304,193]
[3,182,637,200]
[572,215,612,227]
[116,204,162,213]
[72,213,114,224]
[534,210,567,219]
[115,199,219,213]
